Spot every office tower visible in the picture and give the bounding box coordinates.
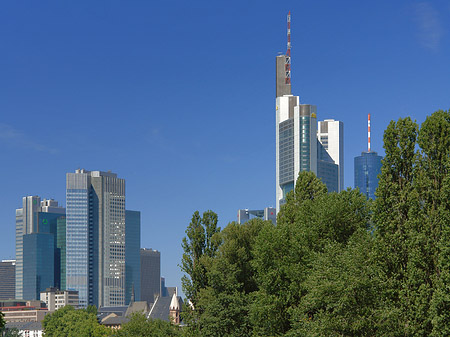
[125,210,141,304]
[140,248,161,304]
[354,114,383,199]
[15,197,65,300]
[317,119,344,192]
[237,207,276,224]
[0,260,16,300]
[275,13,343,211]
[23,233,54,300]
[66,169,126,308]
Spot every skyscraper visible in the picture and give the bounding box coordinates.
[125,210,141,304]
[66,169,126,308]
[15,197,65,300]
[0,260,16,300]
[317,119,344,192]
[354,114,383,199]
[275,13,343,211]
[140,248,161,304]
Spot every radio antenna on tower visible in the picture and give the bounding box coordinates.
[285,11,291,85]
[368,114,371,152]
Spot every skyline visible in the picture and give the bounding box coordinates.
[1,1,450,296]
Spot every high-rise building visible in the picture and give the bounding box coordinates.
[125,210,141,304]
[15,197,65,300]
[317,119,344,192]
[0,260,16,300]
[140,248,161,304]
[354,114,383,199]
[66,169,126,308]
[275,13,343,211]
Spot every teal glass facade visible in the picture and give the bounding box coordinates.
[23,233,54,300]
[125,210,141,304]
[354,151,383,199]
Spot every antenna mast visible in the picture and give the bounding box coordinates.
[285,11,291,84]
[368,114,371,152]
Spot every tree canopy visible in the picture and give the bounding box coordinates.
[180,109,450,336]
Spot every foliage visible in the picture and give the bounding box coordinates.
[0,327,21,337]
[113,313,181,337]
[42,305,111,337]
[178,108,450,336]
[180,210,221,333]
[0,311,4,331]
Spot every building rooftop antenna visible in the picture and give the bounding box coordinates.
[285,11,291,85]
[368,113,371,152]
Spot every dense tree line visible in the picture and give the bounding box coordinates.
[181,110,450,336]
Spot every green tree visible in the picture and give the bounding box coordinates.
[114,313,181,337]
[293,229,379,336]
[42,305,111,337]
[0,311,4,331]
[251,172,371,335]
[180,210,221,333]
[194,219,269,336]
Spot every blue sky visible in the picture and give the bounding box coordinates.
[1,1,449,296]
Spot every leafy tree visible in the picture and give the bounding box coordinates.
[180,210,221,333]
[194,219,270,336]
[293,229,379,336]
[0,311,4,331]
[0,327,21,337]
[42,305,111,337]
[251,172,371,335]
[113,313,181,337]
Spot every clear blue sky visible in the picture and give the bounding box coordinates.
[1,1,449,296]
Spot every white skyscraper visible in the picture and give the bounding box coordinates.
[275,12,343,213]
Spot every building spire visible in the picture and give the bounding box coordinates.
[368,113,371,152]
[285,11,291,85]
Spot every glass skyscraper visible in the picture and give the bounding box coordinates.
[354,151,383,199]
[23,233,54,300]
[140,248,161,304]
[15,196,65,300]
[66,169,126,308]
[125,210,141,304]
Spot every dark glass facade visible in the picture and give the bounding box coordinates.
[140,248,160,304]
[354,151,383,199]
[23,233,54,300]
[125,210,141,304]
[0,261,15,300]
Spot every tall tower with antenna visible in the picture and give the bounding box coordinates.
[354,114,383,199]
[275,12,344,212]
[276,12,292,97]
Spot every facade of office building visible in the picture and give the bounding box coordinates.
[23,233,54,301]
[317,119,344,192]
[276,93,318,211]
[354,151,383,199]
[140,248,161,304]
[0,260,16,300]
[125,210,141,304]
[66,169,126,308]
[15,197,65,300]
